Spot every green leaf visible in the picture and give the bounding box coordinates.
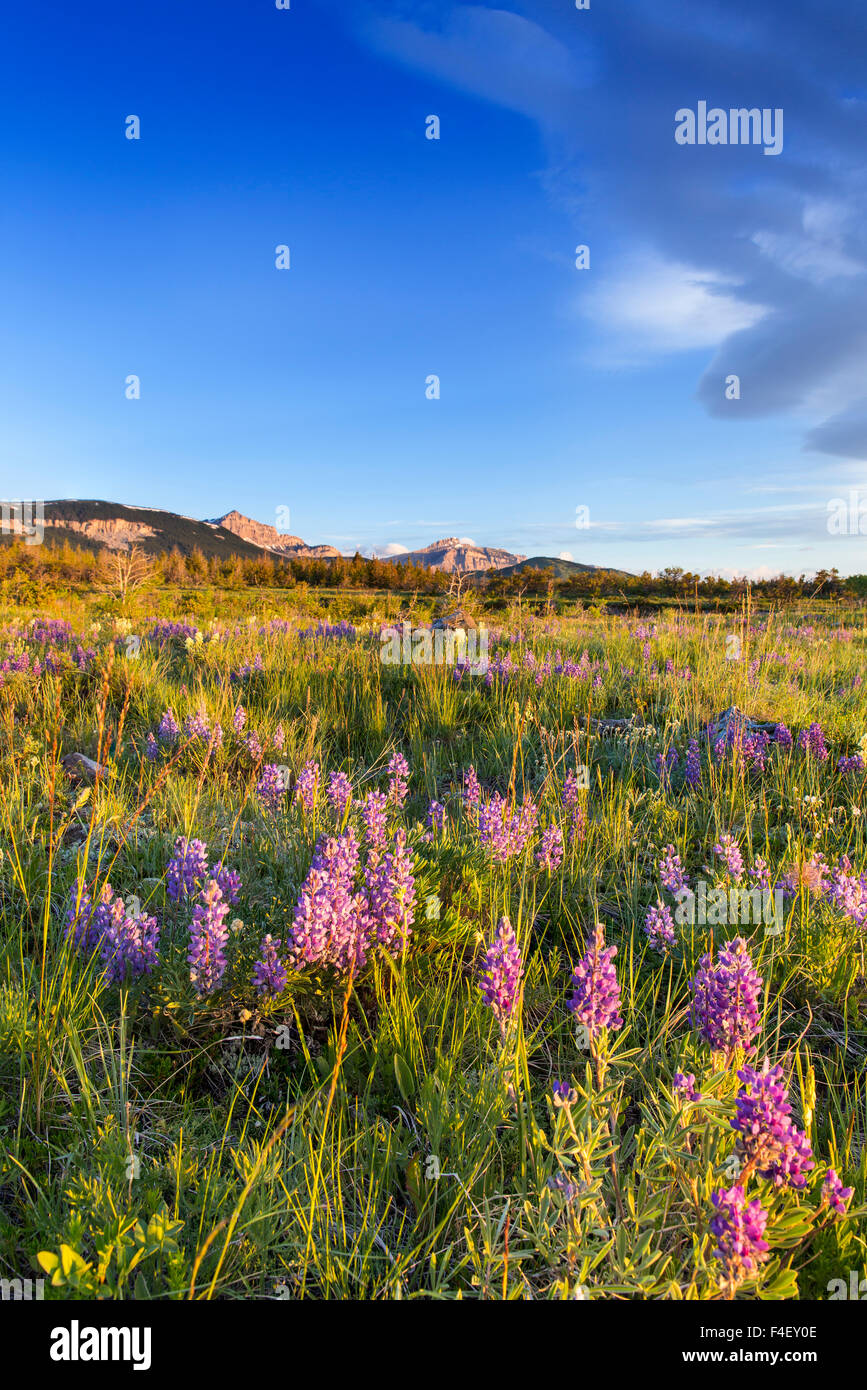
[394,1053,414,1103]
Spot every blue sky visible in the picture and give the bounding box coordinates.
[1,0,866,575]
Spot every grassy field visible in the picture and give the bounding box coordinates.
[0,594,865,1301]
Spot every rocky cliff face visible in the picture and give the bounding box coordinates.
[382,537,527,573]
[44,516,161,549]
[213,511,341,559]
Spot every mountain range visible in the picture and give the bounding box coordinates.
[4,500,623,575]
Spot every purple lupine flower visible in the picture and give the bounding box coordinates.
[673,1072,701,1102]
[187,879,231,995]
[211,861,241,905]
[145,732,159,762]
[326,770,353,819]
[774,723,793,750]
[288,828,370,973]
[689,937,763,1057]
[294,759,320,812]
[426,799,446,840]
[478,793,538,864]
[714,833,744,882]
[567,925,623,1040]
[272,723,285,752]
[478,916,523,1029]
[838,754,864,775]
[360,790,389,858]
[732,1059,814,1189]
[751,857,771,891]
[256,763,287,813]
[660,845,687,894]
[685,738,701,789]
[710,1185,769,1291]
[66,882,117,956]
[232,704,247,734]
[562,771,588,843]
[365,828,416,955]
[644,902,676,951]
[387,752,410,807]
[184,708,223,752]
[66,882,159,983]
[552,1080,578,1107]
[252,935,288,995]
[100,901,160,984]
[462,765,481,810]
[825,857,867,928]
[798,722,829,762]
[166,837,209,902]
[821,1168,854,1217]
[157,708,180,745]
[243,729,263,763]
[536,824,564,871]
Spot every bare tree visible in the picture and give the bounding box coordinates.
[102,545,152,604]
[446,570,467,604]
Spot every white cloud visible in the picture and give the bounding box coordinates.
[559,550,574,561]
[582,254,767,356]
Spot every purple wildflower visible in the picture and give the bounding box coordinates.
[157,708,180,745]
[387,752,410,807]
[326,770,353,819]
[714,833,744,882]
[166,837,209,902]
[660,845,687,894]
[462,765,481,810]
[685,738,701,788]
[774,723,793,750]
[536,824,564,871]
[478,793,538,864]
[644,902,676,951]
[289,829,370,972]
[294,759,320,812]
[100,901,160,984]
[798,722,829,762]
[689,937,763,1057]
[252,935,288,996]
[732,1060,814,1189]
[360,790,389,858]
[365,829,416,955]
[232,704,247,734]
[187,879,231,995]
[478,916,523,1029]
[567,925,623,1041]
[673,1072,701,1102]
[710,1185,769,1291]
[821,1168,854,1217]
[212,861,241,905]
[256,763,287,813]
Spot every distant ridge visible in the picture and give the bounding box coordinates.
[2,500,336,561]
[496,555,634,579]
[381,537,525,573]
